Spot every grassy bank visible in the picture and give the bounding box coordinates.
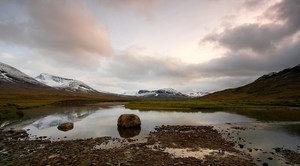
[0,89,133,123]
[126,99,300,110]
[125,99,300,121]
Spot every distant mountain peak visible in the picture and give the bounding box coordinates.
[35,73,98,93]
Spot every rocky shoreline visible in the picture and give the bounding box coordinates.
[0,125,299,166]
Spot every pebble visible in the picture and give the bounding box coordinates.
[48,154,59,159]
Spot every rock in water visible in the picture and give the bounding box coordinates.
[57,122,74,132]
[117,114,141,128]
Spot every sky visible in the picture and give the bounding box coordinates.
[0,0,300,93]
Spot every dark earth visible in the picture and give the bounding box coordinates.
[0,125,299,166]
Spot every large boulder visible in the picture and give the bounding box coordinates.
[57,122,74,132]
[117,114,141,128]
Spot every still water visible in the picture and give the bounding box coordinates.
[3,104,300,165]
[5,104,256,140]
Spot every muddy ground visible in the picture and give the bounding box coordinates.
[0,125,298,166]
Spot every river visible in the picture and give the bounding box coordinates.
[2,104,300,165]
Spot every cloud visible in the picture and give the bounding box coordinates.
[103,46,190,81]
[202,0,300,53]
[101,39,300,86]
[98,0,164,19]
[243,0,265,8]
[270,0,300,30]
[202,24,286,53]
[0,0,111,67]
[199,0,300,76]
[196,38,300,77]
[100,18,300,91]
[102,23,300,89]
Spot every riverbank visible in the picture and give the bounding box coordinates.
[1,124,300,165]
[0,125,257,166]
[125,100,300,121]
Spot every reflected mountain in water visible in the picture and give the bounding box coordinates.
[32,110,96,130]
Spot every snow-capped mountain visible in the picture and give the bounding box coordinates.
[122,88,187,99]
[0,62,45,86]
[122,88,210,99]
[184,91,210,97]
[35,73,98,93]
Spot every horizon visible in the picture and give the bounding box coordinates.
[1,0,300,93]
[2,60,298,95]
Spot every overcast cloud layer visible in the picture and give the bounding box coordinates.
[0,0,299,93]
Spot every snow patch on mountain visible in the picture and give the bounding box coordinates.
[0,62,43,85]
[35,73,98,93]
[185,91,210,97]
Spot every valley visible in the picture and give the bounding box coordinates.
[1,1,300,165]
[1,62,300,166]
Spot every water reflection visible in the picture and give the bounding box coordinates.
[280,124,300,137]
[28,109,95,131]
[3,105,256,140]
[3,106,300,144]
[217,122,300,166]
[117,126,141,138]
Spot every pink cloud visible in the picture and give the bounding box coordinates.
[0,0,112,63]
[99,0,164,19]
[27,0,111,55]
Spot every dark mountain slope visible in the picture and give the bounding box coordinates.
[201,64,300,102]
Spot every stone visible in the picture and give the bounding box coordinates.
[57,122,74,132]
[117,114,141,128]
[48,154,59,159]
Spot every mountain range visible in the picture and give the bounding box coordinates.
[122,88,209,99]
[1,61,299,103]
[0,62,125,106]
[0,62,100,93]
[0,62,209,99]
